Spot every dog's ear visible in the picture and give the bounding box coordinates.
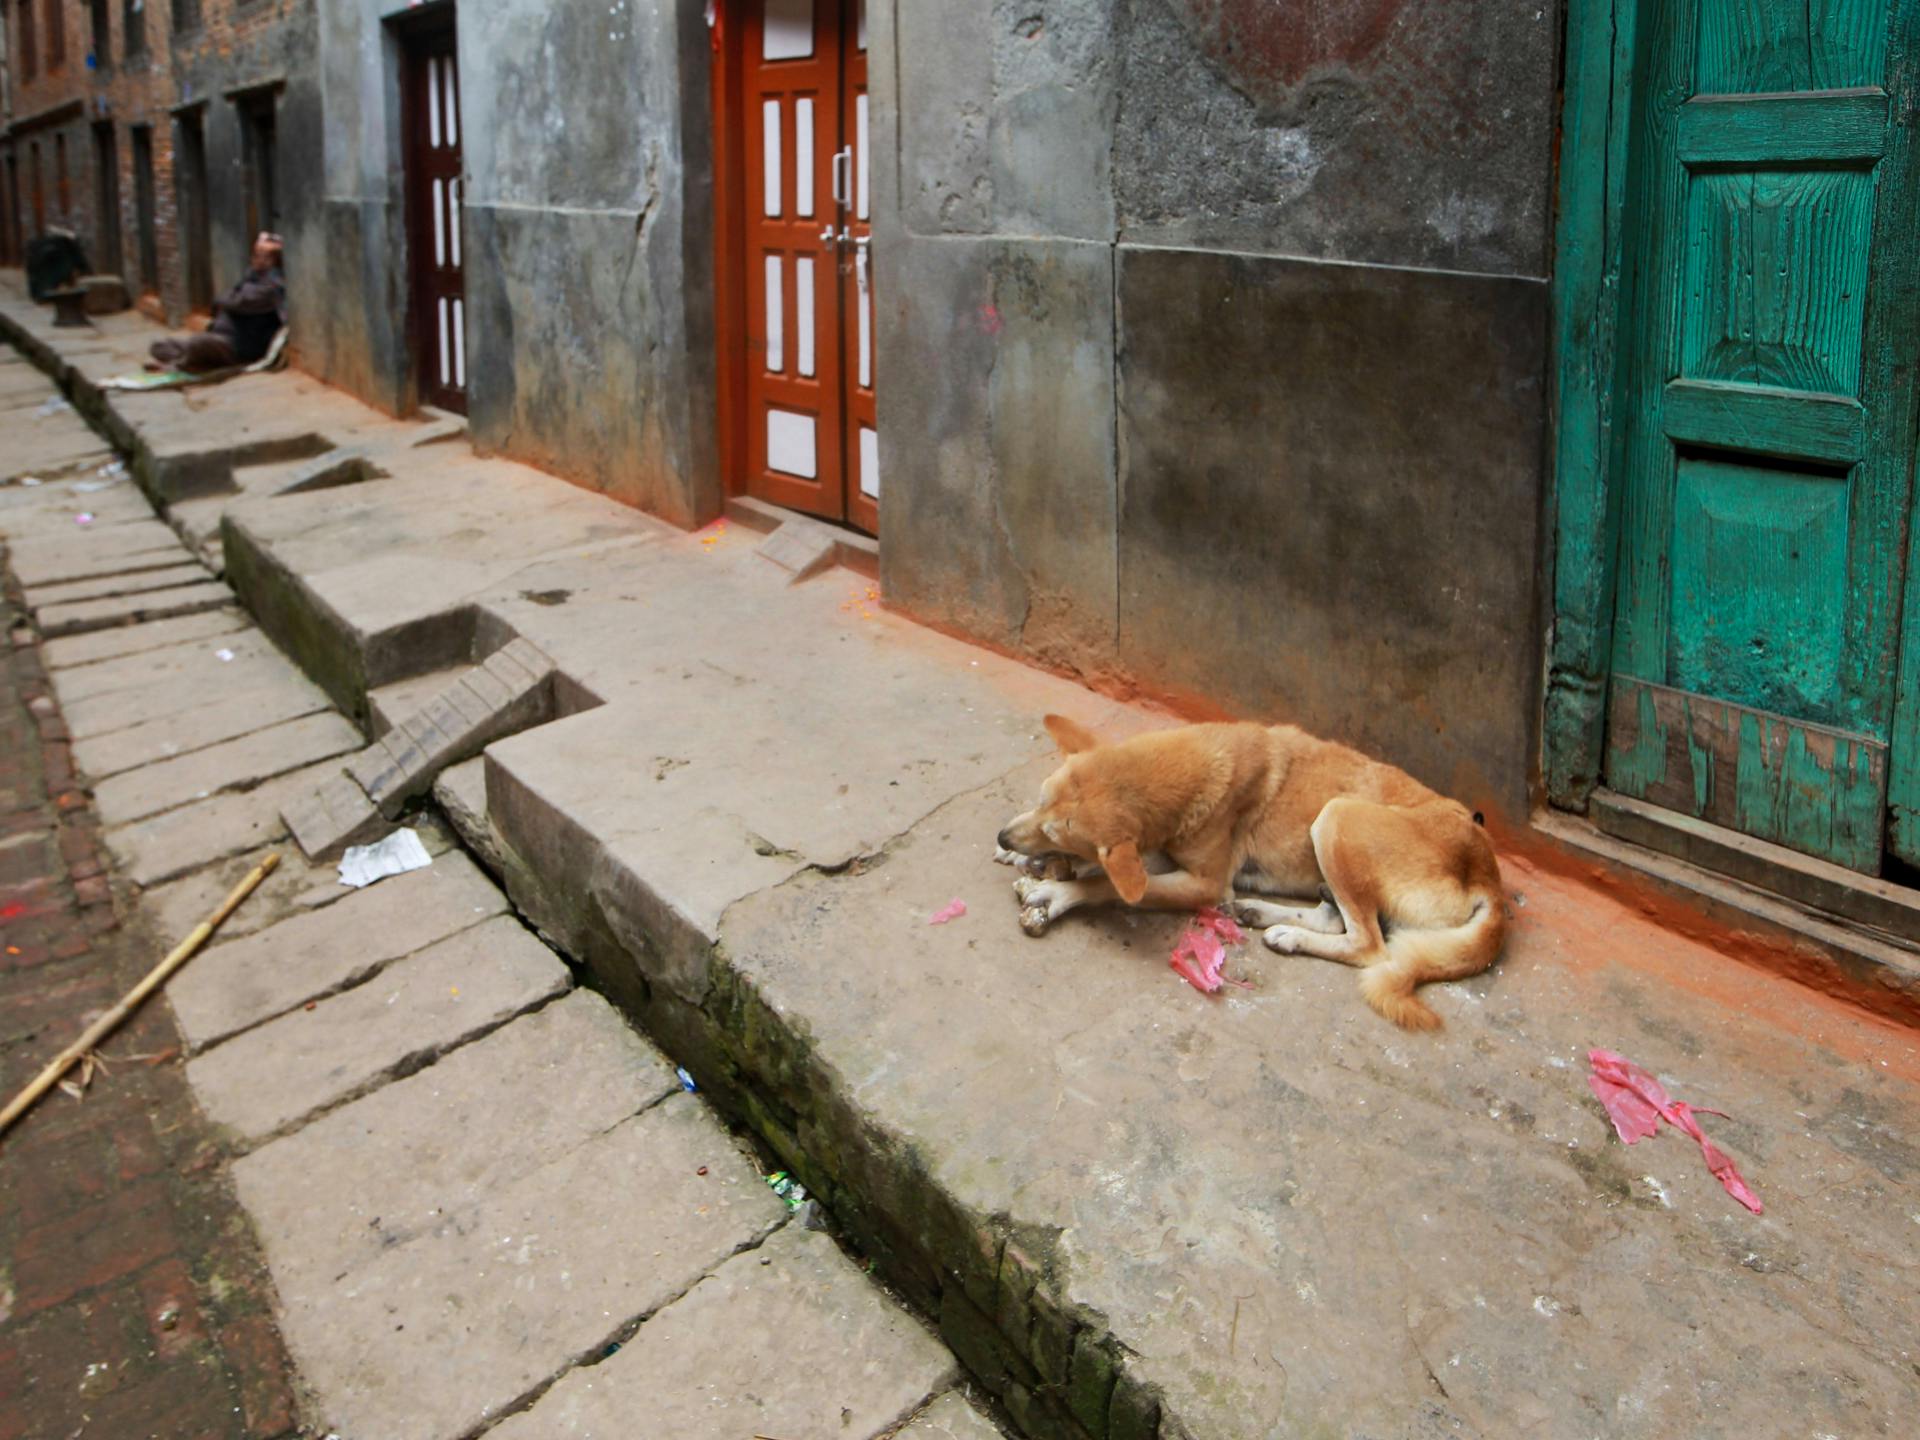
[1044,714,1101,755]
[1099,841,1149,905]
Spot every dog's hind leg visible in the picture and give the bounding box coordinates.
[1259,803,1387,967]
[1229,896,1343,933]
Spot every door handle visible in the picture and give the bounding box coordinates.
[830,147,852,209]
[820,225,840,251]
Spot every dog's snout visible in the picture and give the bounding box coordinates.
[996,826,1014,851]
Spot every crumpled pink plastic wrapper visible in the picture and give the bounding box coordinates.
[1170,907,1252,994]
[1588,1048,1762,1214]
[928,898,967,925]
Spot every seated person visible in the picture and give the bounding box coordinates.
[147,233,286,373]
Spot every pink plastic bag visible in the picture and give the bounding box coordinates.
[1170,907,1252,994]
[1588,1049,1762,1214]
[928,898,967,925]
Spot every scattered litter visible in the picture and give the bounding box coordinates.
[0,902,26,922]
[1170,906,1253,995]
[928,897,967,925]
[697,519,729,551]
[214,648,236,662]
[797,1198,828,1231]
[98,459,127,478]
[74,512,95,526]
[19,476,43,487]
[765,1171,807,1210]
[34,396,71,417]
[1587,1048,1762,1214]
[675,1066,697,1092]
[73,478,118,493]
[337,828,433,888]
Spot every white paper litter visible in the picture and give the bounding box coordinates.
[214,648,236,662]
[34,396,71,417]
[338,828,433,888]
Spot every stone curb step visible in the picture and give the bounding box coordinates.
[281,637,555,861]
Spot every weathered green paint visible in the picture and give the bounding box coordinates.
[1607,677,1888,872]
[1549,0,1920,870]
[1543,0,1641,808]
[1677,89,1890,164]
[1661,381,1865,467]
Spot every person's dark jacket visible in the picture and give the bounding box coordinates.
[208,266,286,364]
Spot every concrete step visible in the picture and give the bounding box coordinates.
[34,578,233,638]
[281,638,554,861]
[21,560,211,608]
[367,661,473,738]
[69,671,333,780]
[488,1224,956,1440]
[90,709,362,827]
[166,848,509,1051]
[39,605,248,671]
[231,989,680,1296]
[431,755,508,878]
[183,913,569,1145]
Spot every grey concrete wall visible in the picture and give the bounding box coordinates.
[311,0,719,528]
[876,0,1560,816]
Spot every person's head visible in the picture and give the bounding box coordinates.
[251,232,284,271]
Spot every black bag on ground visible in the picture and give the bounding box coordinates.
[26,230,92,302]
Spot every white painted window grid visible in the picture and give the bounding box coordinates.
[436,297,450,387]
[796,257,816,377]
[431,178,445,266]
[763,0,814,60]
[427,58,441,149]
[860,425,879,498]
[449,178,461,267]
[452,298,466,389]
[855,93,869,220]
[764,254,785,373]
[767,407,818,478]
[796,98,815,217]
[443,58,459,147]
[762,99,782,217]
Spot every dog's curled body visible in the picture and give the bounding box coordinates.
[998,716,1505,1030]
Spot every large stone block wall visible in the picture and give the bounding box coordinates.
[308,0,721,528]
[875,0,1560,818]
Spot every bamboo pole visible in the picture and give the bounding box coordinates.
[0,850,280,1138]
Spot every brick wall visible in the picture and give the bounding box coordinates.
[3,0,313,322]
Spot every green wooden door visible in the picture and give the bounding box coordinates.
[1604,1,1920,872]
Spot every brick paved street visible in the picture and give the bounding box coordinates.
[0,558,303,1440]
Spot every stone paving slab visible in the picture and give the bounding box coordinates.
[7,520,193,586]
[490,1224,958,1440]
[904,1392,1009,1439]
[35,579,234,638]
[138,815,458,946]
[90,710,362,826]
[273,1094,787,1440]
[40,606,249,671]
[55,630,287,718]
[103,758,344,888]
[70,672,333,780]
[22,561,211,607]
[231,990,679,1294]
[185,914,569,1144]
[167,849,509,1051]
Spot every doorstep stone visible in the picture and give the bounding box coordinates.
[91,710,362,827]
[184,914,569,1144]
[489,1225,958,1440]
[167,849,509,1052]
[273,1095,786,1440]
[231,990,680,1295]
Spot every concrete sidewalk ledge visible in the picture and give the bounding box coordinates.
[11,287,1920,1440]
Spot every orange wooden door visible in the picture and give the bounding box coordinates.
[735,0,876,532]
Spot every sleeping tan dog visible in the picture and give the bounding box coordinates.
[996,715,1505,1030]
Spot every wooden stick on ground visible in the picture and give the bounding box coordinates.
[0,850,280,1139]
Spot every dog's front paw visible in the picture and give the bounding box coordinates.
[1262,924,1307,955]
[994,846,1025,867]
[1020,903,1053,937]
[1013,875,1043,904]
[1226,897,1276,930]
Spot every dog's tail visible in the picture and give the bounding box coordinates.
[1359,887,1506,1031]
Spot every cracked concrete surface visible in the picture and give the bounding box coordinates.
[7,280,1920,1440]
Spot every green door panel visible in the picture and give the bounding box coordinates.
[1605,0,1920,872]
